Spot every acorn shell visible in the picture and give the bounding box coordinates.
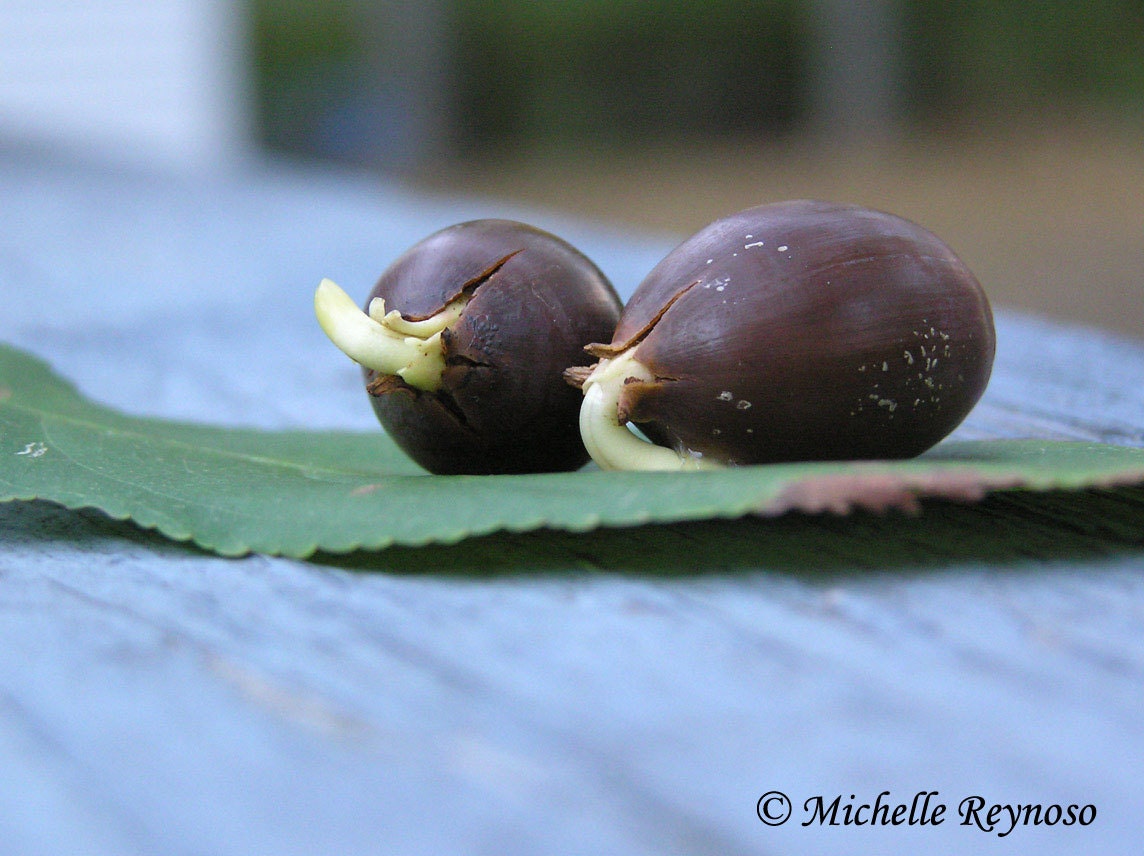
[609,200,996,465]
[366,219,622,475]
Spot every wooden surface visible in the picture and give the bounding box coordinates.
[2,150,1143,855]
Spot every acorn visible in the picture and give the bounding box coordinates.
[316,219,622,474]
[568,200,996,471]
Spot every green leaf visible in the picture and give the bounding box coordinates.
[3,341,1144,559]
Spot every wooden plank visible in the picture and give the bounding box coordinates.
[1,152,1142,854]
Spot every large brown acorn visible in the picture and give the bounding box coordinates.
[316,219,622,474]
[568,200,996,470]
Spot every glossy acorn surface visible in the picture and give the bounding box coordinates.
[582,200,995,467]
[358,219,621,474]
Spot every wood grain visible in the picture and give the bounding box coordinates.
[1,150,1142,855]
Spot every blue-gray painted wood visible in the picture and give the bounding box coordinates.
[1,151,1142,855]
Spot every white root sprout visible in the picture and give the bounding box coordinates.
[578,349,721,472]
[314,278,468,392]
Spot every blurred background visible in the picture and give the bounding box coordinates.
[2,0,1142,339]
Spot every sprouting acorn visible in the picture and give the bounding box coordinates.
[316,219,622,474]
[567,200,996,471]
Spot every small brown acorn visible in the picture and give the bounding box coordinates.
[316,219,622,474]
[570,200,996,470]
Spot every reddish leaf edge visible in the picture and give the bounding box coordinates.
[760,455,1144,517]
